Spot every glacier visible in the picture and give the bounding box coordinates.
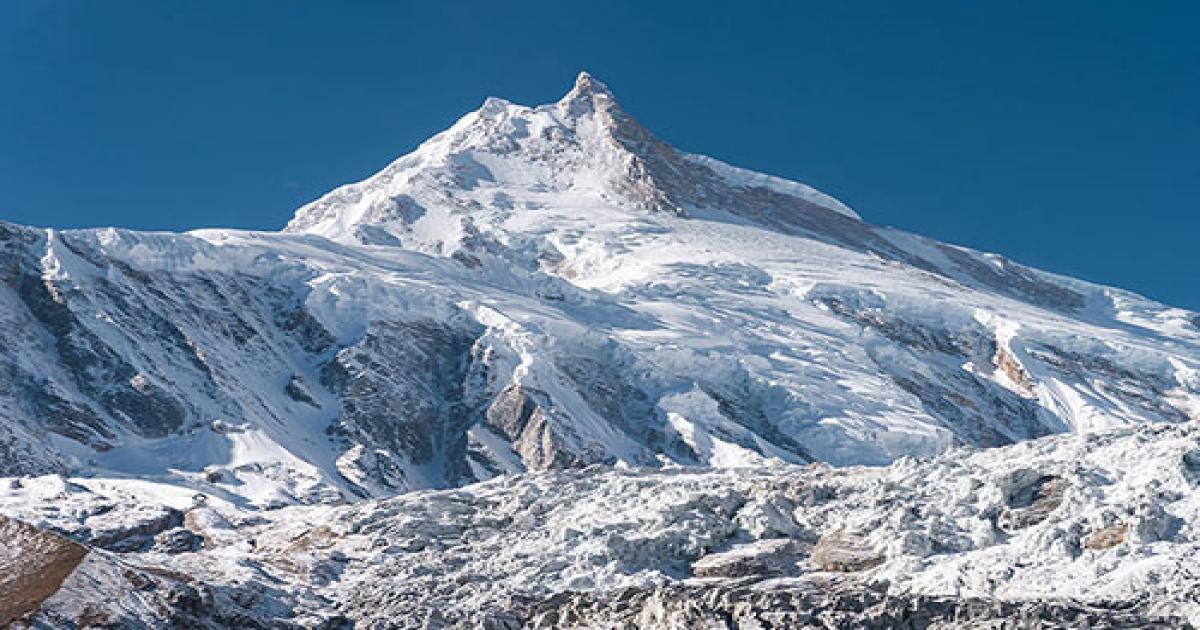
[4,423,1200,627]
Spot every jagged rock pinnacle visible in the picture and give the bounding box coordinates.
[559,71,619,117]
[572,72,611,97]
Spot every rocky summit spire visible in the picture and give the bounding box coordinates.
[558,71,621,117]
[571,71,612,97]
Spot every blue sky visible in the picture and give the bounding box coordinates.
[2,1,1197,309]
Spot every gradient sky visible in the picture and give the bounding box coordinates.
[2,1,1197,309]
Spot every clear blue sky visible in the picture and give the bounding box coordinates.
[3,1,1197,309]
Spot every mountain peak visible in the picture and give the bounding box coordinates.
[286,73,861,246]
[572,71,609,95]
[557,71,620,117]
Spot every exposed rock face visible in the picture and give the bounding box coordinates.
[692,539,807,579]
[0,515,88,627]
[1083,523,1127,550]
[153,528,205,554]
[323,320,481,494]
[997,471,1066,531]
[811,530,886,572]
[994,342,1035,396]
[484,384,582,470]
[87,505,185,552]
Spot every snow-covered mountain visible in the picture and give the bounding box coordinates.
[4,72,1200,628]
[1,72,1197,510]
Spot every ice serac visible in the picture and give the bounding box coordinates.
[5,423,1200,627]
[0,74,1196,510]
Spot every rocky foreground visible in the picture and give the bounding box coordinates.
[2,422,1199,628]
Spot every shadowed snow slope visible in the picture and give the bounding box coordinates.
[0,73,1196,509]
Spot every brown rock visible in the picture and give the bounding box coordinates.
[812,530,885,572]
[0,514,89,626]
[998,472,1066,531]
[692,539,806,578]
[994,344,1034,396]
[1083,524,1127,550]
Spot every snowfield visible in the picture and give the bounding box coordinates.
[1,73,1198,626]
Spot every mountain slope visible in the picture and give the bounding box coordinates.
[0,73,1196,507]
